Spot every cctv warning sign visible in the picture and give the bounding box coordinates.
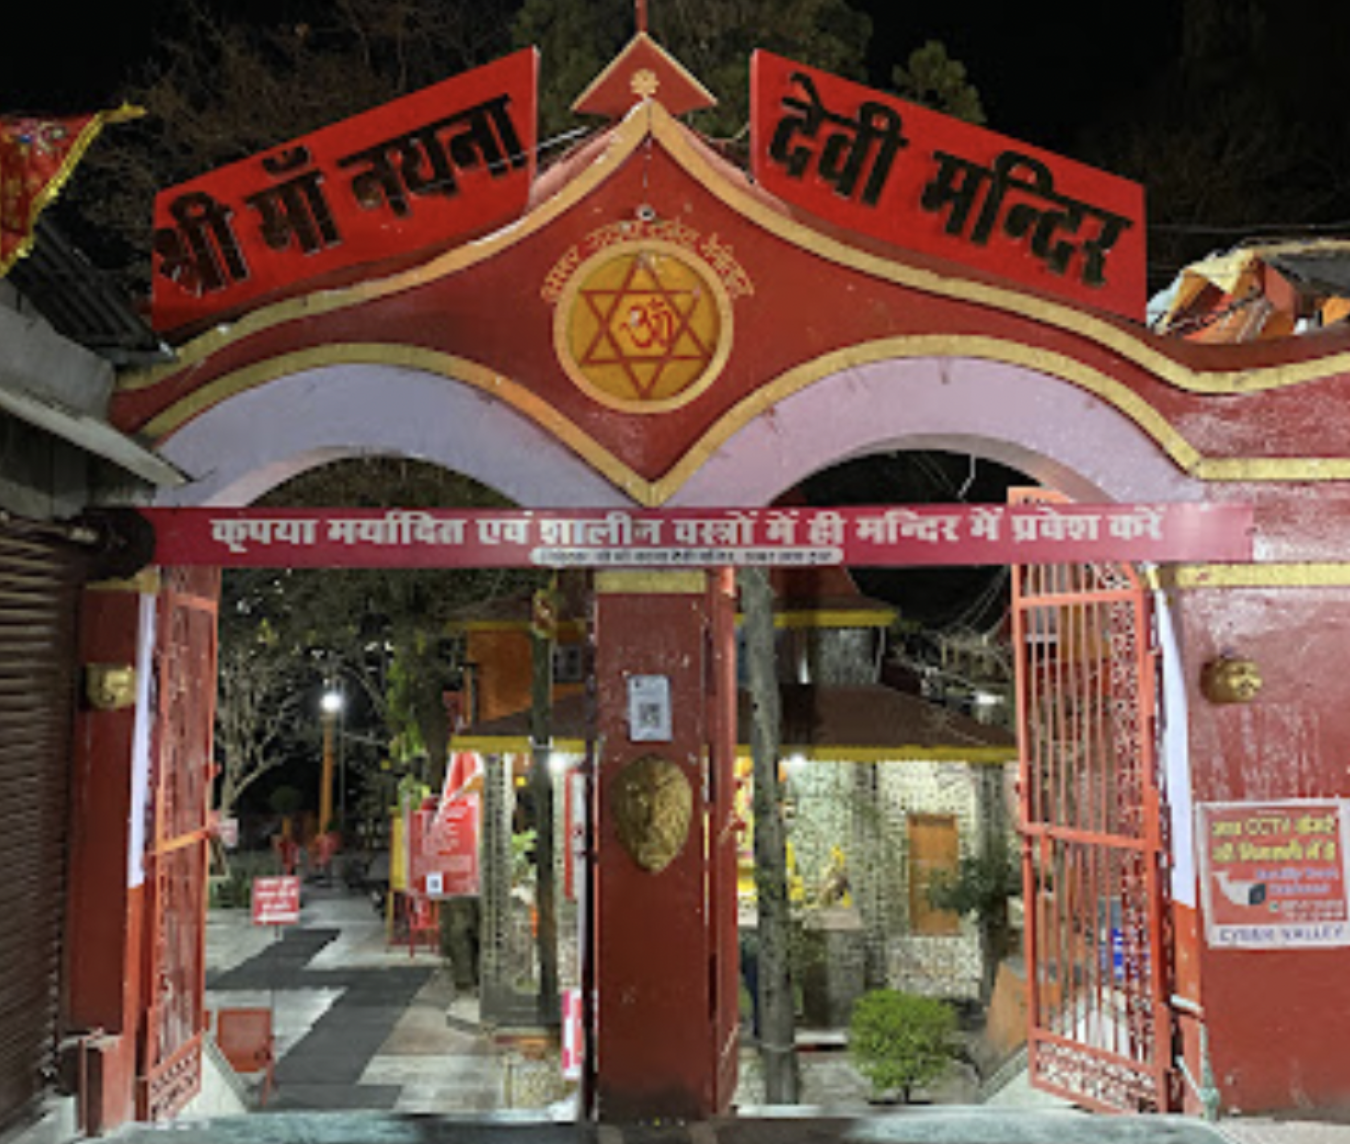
[1198,800,1350,949]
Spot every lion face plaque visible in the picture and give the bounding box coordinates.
[1200,655,1263,704]
[611,754,693,873]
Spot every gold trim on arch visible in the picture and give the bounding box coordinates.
[140,344,657,503]
[137,335,1350,506]
[1152,564,1350,590]
[122,100,1350,404]
[649,335,1208,502]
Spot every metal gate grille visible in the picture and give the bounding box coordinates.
[138,567,218,1121]
[1012,499,1172,1113]
[0,527,83,1133]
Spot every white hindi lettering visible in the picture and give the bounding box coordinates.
[1011,508,1102,543]
[539,513,635,549]
[212,517,319,553]
[1108,506,1164,542]
[672,517,757,548]
[764,512,799,545]
[634,518,664,546]
[476,517,532,546]
[807,511,846,547]
[970,507,1004,541]
[854,509,959,545]
[211,518,256,554]
[538,518,583,547]
[328,518,361,544]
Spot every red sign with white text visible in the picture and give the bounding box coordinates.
[1198,801,1350,949]
[140,503,1252,569]
[151,49,537,332]
[251,875,301,926]
[750,52,1146,320]
[409,786,480,900]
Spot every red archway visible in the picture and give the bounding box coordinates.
[68,29,1350,1129]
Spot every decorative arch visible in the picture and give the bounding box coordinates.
[152,362,631,509]
[153,349,1203,512]
[669,353,1205,508]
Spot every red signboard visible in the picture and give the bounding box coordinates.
[408,760,481,899]
[141,502,1252,569]
[750,52,1146,320]
[1198,801,1350,949]
[251,875,301,926]
[151,49,538,332]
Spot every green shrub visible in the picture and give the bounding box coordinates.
[848,989,957,1101]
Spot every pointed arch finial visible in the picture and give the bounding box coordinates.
[636,0,648,34]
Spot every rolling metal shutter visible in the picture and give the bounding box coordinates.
[0,524,84,1133]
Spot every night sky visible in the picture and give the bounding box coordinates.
[3,0,1180,159]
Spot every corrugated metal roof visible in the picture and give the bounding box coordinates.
[6,218,167,364]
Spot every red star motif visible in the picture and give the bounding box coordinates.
[576,252,714,400]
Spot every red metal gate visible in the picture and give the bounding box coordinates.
[138,566,220,1120]
[1011,493,1173,1112]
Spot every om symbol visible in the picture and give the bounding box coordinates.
[623,298,677,349]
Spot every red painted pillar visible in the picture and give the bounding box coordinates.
[591,570,738,1122]
[64,572,156,1134]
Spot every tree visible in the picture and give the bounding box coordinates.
[513,0,873,139]
[214,617,300,820]
[891,40,985,125]
[250,457,544,789]
[212,458,544,835]
[73,0,511,286]
[740,566,798,1103]
[1073,0,1350,295]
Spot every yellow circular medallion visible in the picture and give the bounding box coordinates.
[553,240,733,413]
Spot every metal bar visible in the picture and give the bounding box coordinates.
[1020,822,1152,850]
[1011,562,1042,1060]
[149,826,213,857]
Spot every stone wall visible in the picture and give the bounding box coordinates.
[787,758,1017,1004]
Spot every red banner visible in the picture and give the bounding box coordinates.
[141,502,1252,569]
[1198,801,1350,949]
[251,875,301,926]
[1,106,140,276]
[151,50,537,332]
[750,52,1146,320]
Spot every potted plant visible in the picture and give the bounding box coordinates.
[848,988,957,1103]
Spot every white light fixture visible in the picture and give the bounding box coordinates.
[321,689,344,715]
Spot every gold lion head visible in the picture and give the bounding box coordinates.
[611,754,693,874]
[85,664,138,711]
[1201,656,1263,704]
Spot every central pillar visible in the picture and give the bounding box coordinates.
[591,569,738,1122]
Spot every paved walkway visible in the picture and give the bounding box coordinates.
[178,884,1350,1144]
[206,884,500,1114]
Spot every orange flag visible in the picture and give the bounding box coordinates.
[0,104,141,277]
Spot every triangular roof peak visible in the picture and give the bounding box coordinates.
[572,31,717,120]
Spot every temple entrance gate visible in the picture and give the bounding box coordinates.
[80,19,1350,1130]
[1012,494,1172,1112]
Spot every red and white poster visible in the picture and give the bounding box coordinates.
[1198,800,1350,949]
[251,875,302,927]
[409,754,481,899]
